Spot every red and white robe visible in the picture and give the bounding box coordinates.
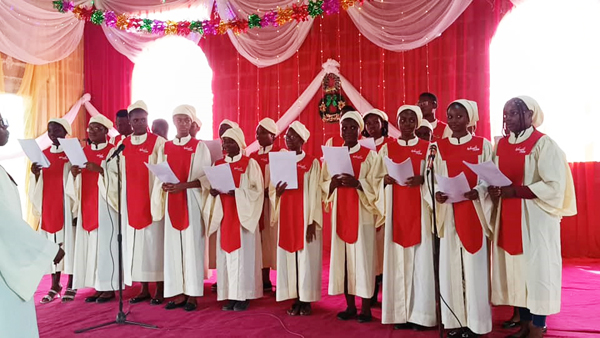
[151,135,211,298]
[109,134,125,145]
[204,154,264,301]
[72,142,120,291]
[29,145,76,274]
[490,127,576,315]
[379,138,436,326]
[430,134,493,335]
[430,119,451,141]
[269,152,323,302]
[322,144,383,299]
[373,136,394,275]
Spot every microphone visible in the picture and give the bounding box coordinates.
[107,144,125,162]
[427,144,437,171]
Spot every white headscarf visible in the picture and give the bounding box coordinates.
[89,114,113,130]
[288,121,310,142]
[128,100,148,113]
[222,127,246,150]
[172,104,195,119]
[451,99,479,127]
[397,105,423,129]
[516,95,544,128]
[219,119,239,129]
[419,119,433,131]
[340,111,364,132]
[257,118,278,135]
[48,118,72,135]
[362,109,389,122]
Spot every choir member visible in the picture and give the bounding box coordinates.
[488,96,576,338]
[30,118,77,303]
[249,117,280,291]
[206,127,264,311]
[152,118,170,140]
[219,119,239,138]
[325,105,356,147]
[432,99,492,337]
[103,100,167,305]
[110,109,133,144]
[322,111,383,323]
[151,105,211,311]
[418,92,451,141]
[189,112,202,139]
[379,105,436,330]
[270,121,323,316]
[416,119,433,142]
[71,115,118,303]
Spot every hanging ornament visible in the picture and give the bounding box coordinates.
[165,20,178,35]
[189,21,204,34]
[262,11,277,27]
[217,20,229,35]
[308,0,324,17]
[152,20,166,35]
[177,21,191,35]
[231,20,249,35]
[276,8,293,26]
[140,18,153,32]
[248,14,261,28]
[90,10,104,25]
[104,10,117,27]
[291,3,309,22]
[202,20,217,35]
[340,0,357,10]
[319,73,346,123]
[322,0,340,14]
[116,14,128,30]
[127,17,142,30]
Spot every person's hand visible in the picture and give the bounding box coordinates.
[464,189,479,200]
[339,174,361,189]
[210,188,220,197]
[227,190,235,197]
[276,182,287,197]
[500,186,517,199]
[488,186,501,198]
[85,162,104,175]
[53,247,65,265]
[405,175,424,187]
[71,165,81,177]
[72,218,77,227]
[384,174,396,186]
[306,223,317,243]
[163,183,185,194]
[435,192,448,204]
[329,174,342,195]
[31,163,42,178]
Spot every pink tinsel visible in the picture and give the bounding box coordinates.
[261,11,277,27]
[62,1,74,12]
[322,0,340,15]
[152,20,166,35]
[104,10,117,27]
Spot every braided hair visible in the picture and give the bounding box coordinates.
[506,97,531,140]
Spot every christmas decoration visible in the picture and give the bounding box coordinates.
[319,73,346,123]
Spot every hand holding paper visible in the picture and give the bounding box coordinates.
[58,138,87,167]
[204,163,236,193]
[146,162,180,184]
[269,151,298,189]
[384,157,414,186]
[322,146,354,176]
[18,139,50,168]
[435,172,471,204]
[463,160,512,187]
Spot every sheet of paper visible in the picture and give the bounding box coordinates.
[321,146,354,176]
[204,163,236,193]
[18,139,50,168]
[268,151,298,189]
[435,172,471,204]
[463,160,512,187]
[202,139,223,163]
[58,138,87,167]
[358,138,376,151]
[145,162,180,184]
[384,157,414,186]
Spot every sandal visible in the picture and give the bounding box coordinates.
[40,288,61,304]
[61,288,77,303]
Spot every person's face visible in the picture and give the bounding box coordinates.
[48,122,67,145]
[447,106,469,134]
[115,116,132,136]
[190,121,199,137]
[256,125,275,148]
[415,126,432,142]
[87,122,108,144]
[341,119,360,145]
[0,114,9,147]
[219,124,232,138]
[503,100,533,134]
[417,97,437,116]
[364,114,383,138]
[285,128,304,152]
[398,110,418,138]
[173,115,192,136]
[222,137,240,157]
[129,111,149,135]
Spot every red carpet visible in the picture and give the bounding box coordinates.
[35,258,600,338]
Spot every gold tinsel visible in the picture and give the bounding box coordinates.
[165,20,178,35]
[340,0,357,10]
[116,14,129,30]
[217,21,229,35]
[276,8,293,26]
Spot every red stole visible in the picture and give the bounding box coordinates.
[387,139,429,247]
[113,135,124,144]
[217,156,250,253]
[329,135,344,147]
[123,133,159,230]
[336,146,371,244]
[432,120,448,141]
[165,138,200,231]
[278,155,314,253]
[250,145,280,231]
[81,144,113,232]
[496,129,545,255]
[437,136,485,254]
[375,137,393,152]
[41,148,70,234]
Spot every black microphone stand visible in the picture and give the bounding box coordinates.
[76,153,158,333]
[427,156,444,338]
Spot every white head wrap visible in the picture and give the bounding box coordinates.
[340,111,364,132]
[516,95,544,128]
[362,109,389,122]
[222,127,246,150]
[419,119,433,131]
[288,121,310,142]
[219,119,239,129]
[89,114,113,130]
[128,100,148,113]
[48,118,72,135]
[397,105,423,129]
[450,99,479,127]
[172,104,195,119]
[257,117,278,135]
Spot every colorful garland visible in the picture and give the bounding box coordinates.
[52,0,365,37]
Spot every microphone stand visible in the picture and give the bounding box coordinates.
[427,157,444,338]
[76,153,158,333]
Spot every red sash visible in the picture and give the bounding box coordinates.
[165,138,200,231]
[437,136,485,254]
[496,130,545,255]
[278,155,314,253]
[329,135,344,147]
[217,156,250,253]
[250,145,280,231]
[375,137,394,152]
[432,120,448,141]
[81,144,113,232]
[123,133,159,230]
[336,146,371,244]
[387,139,429,247]
[41,149,70,234]
[113,134,124,144]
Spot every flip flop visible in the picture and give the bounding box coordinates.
[40,289,61,304]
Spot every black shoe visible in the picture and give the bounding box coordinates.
[448,329,464,337]
[502,320,520,329]
[184,302,197,312]
[129,295,151,304]
[357,314,372,323]
[234,300,250,311]
[165,301,186,310]
[394,323,413,330]
[461,328,479,338]
[222,300,236,311]
[85,296,100,303]
[96,295,115,304]
[211,283,217,292]
[150,298,163,305]
[336,309,357,321]
[263,282,273,292]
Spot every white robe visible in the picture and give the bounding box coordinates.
[1,165,59,338]
[29,145,76,274]
[322,144,384,299]
[103,133,166,283]
[269,153,323,302]
[72,142,120,291]
[378,139,436,326]
[429,134,493,335]
[151,135,212,298]
[204,154,264,301]
[490,127,577,316]
[253,145,278,271]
